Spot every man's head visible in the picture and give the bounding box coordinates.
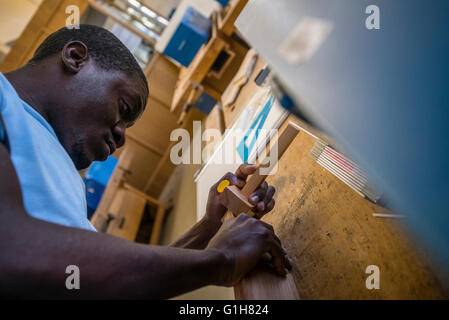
[27,24,149,170]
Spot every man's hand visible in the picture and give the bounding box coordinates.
[205,163,276,225]
[207,214,292,286]
[170,163,276,250]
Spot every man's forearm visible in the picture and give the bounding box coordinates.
[170,216,222,249]
[0,212,226,299]
[0,142,228,299]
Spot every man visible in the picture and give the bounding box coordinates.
[0,25,291,298]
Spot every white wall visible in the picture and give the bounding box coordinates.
[142,0,181,18]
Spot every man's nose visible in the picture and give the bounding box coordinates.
[112,122,126,148]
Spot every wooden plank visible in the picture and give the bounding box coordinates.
[106,189,146,241]
[235,268,299,300]
[217,0,249,36]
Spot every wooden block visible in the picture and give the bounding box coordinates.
[234,267,299,300]
[219,185,254,216]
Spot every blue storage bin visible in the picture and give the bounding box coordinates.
[216,0,231,7]
[84,156,118,218]
[163,6,211,67]
[195,91,216,115]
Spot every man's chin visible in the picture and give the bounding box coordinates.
[74,157,93,170]
[70,151,93,170]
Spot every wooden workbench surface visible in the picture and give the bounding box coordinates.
[262,116,447,299]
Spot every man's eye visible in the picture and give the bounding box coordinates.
[119,100,129,116]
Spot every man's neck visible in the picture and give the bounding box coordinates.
[5,65,54,125]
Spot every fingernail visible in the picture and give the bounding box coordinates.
[258,202,265,211]
[251,195,259,203]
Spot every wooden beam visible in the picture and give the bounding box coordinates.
[217,0,249,36]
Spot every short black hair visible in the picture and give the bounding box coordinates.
[29,24,149,100]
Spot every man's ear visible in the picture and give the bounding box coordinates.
[61,41,89,73]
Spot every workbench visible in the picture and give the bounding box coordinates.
[256,116,447,298]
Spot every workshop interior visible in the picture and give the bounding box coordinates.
[0,0,448,300]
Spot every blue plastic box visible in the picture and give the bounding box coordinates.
[216,0,231,7]
[163,6,211,67]
[84,156,118,219]
[195,91,216,115]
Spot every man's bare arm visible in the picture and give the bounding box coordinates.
[171,165,276,250]
[0,142,228,299]
[0,143,289,298]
